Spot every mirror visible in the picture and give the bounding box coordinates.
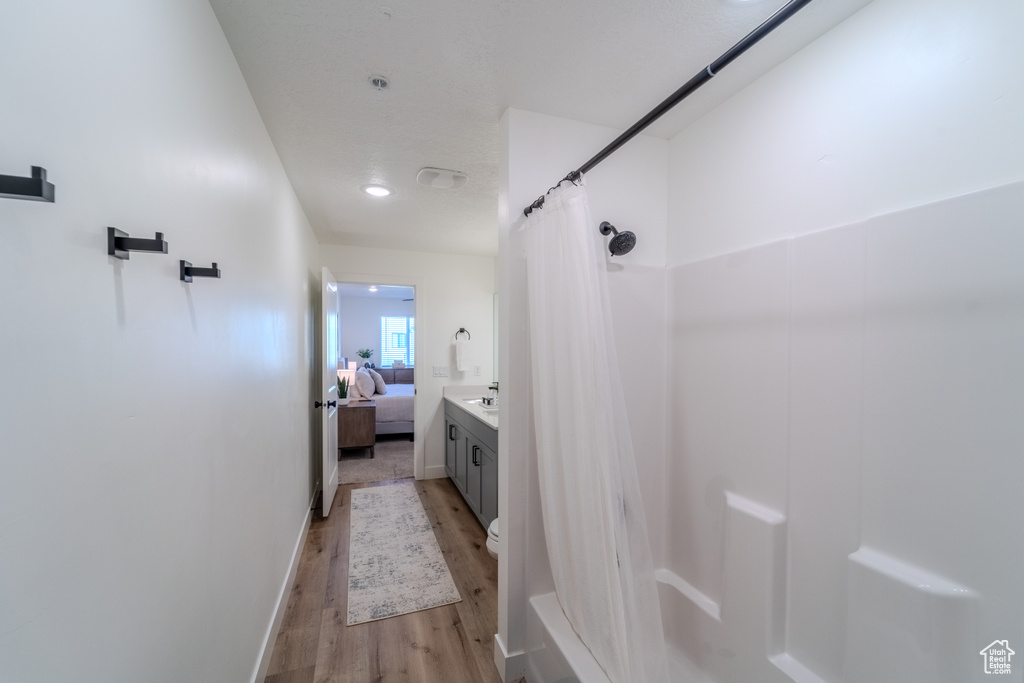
[493,292,499,383]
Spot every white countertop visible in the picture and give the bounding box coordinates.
[443,385,499,431]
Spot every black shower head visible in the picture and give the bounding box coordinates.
[599,221,636,257]
[609,230,636,256]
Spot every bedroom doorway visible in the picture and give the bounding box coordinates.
[335,282,418,486]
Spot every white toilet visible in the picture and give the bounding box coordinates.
[486,518,499,559]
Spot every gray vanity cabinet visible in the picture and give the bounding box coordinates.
[478,443,498,525]
[444,400,498,530]
[466,442,482,514]
[445,418,459,485]
[445,417,469,493]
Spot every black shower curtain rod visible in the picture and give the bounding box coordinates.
[523,0,815,217]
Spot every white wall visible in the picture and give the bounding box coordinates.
[669,0,1024,265]
[338,295,415,365]
[664,0,1024,680]
[0,2,319,682]
[320,245,495,479]
[498,108,669,677]
[503,110,669,269]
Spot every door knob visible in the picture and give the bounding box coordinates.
[327,400,337,408]
[315,401,325,408]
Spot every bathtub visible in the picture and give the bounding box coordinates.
[525,586,709,683]
[523,489,980,683]
[523,490,785,683]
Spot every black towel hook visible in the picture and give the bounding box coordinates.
[0,166,55,202]
[180,260,221,283]
[107,227,168,260]
[455,328,471,340]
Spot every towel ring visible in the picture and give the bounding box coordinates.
[454,328,471,340]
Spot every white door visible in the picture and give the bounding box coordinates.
[320,268,340,516]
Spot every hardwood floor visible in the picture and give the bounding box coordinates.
[264,477,506,683]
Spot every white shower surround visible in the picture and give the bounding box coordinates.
[499,0,1024,680]
[521,180,1023,683]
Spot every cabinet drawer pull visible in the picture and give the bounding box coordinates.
[448,424,456,440]
[472,445,480,466]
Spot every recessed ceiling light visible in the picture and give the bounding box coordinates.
[363,184,391,197]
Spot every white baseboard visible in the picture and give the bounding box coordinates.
[494,632,528,682]
[250,496,315,683]
[423,463,448,480]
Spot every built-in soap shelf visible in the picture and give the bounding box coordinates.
[658,490,789,681]
[659,489,980,683]
[656,568,720,622]
[659,492,835,682]
[846,547,977,683]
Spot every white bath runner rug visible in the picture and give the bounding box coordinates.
[347,482,462,625]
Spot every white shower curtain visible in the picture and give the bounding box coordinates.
[521,179,669,683]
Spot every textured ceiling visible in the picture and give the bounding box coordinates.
[208,0,873,256]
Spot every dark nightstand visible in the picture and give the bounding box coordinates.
[338,400,376,458]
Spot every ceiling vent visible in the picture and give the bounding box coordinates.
[416,167,467,190]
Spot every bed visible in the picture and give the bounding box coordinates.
[372,383,415,436]
[349,366,415,437]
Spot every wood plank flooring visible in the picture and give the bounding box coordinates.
[264,477,508,683]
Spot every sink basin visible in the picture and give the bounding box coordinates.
[461,397,498,413]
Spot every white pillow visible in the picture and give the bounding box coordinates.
[350,373,364,399]
[368,368,387,395]
[354,368,376,398]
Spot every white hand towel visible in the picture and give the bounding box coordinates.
[455,339,471,372]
